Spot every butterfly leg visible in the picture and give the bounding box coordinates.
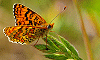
[46,35,48,50]
[34,38,39,46]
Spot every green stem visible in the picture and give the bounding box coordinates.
[72,0,94,60]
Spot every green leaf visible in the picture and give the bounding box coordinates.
[46,35,72,57]
[43,37,60,51]
[34,44,57,53]
[58,35,82,60]
[43,35,68,52]
[34,35,83,60]
[44,54,68,60]
[58,35,78,56]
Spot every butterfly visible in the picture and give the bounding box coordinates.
[3,3,54,45]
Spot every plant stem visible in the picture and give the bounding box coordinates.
[88,13,100,37]
[72,0,94,60]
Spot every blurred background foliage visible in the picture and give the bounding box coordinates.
[0,0,100,60]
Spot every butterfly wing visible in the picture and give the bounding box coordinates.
[3,26,47,44]
[13,4,46,26]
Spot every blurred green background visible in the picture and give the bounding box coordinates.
[0,0,100,60]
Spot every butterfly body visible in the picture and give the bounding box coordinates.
[3,4,54,45]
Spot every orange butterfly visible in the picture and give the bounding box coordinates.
[3,4,54,45]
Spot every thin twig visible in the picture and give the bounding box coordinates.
[72,0,94,60]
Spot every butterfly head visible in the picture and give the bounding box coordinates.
[47,23,54,29]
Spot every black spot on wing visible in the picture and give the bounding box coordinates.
[32,28,35,29]
[19,4,21,6]
[25,8,31,18]
[29,20,32,25]
[34,22,37,26]
[26,17,28,20]
[34,16,39,20]
[22,5,24,8]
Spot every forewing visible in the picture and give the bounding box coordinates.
[13,4,46,26]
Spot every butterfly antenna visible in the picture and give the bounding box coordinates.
[50,6,67,23]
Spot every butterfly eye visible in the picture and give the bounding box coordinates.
[47,25,51,29]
